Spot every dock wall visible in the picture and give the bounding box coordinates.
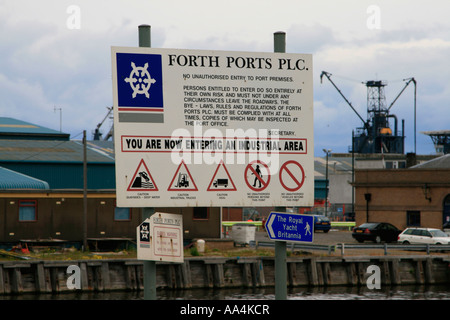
[1,255,449,294]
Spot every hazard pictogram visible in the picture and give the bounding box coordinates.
[167,160,198,191]
[244,160,270,191]
[207,160,237,191]
[279,160,305,192]
[127,159,159,191]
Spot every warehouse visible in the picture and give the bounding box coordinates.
[0,116,362,247]
[0,117,220,247]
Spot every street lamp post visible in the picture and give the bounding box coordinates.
[323,149,332,217]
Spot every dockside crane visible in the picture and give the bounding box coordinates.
[320,71,416,154]
[320,71,370,132]
[93,106,113,141]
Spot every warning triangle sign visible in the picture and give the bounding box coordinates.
[167,160,198,191]
[207,160,237,191]
[127,159,159,191]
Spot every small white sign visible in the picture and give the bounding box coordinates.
[137,212,184,263]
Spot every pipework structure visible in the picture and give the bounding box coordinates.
[421,130,450,155]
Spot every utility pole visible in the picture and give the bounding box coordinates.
[323,149,332,217]
[83,130,88,250]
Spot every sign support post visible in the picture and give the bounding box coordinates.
[266,211,314,300]
[138,24,157,301]
[273,31,287,301]
[142,208,156,300]
[274,239,287,300]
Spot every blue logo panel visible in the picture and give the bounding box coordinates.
[116,53,164,109]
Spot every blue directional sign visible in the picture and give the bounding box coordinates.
[265,212,314,242]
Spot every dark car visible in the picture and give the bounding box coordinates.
[314,215,331,233]
[352,222,401,243]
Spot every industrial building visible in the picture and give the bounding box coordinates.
[422,130,450,155]
[1,113,446,248]
[0,117,221,247]
[0,116,340,246]
[353,154,450,229]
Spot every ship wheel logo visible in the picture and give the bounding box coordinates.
[124,62,156,98]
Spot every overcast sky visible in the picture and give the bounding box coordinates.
[1,0,449,156]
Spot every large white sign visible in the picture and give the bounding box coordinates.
[112,46,314,207]
[137,212,183,263]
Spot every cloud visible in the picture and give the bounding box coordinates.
[0,0,448,155]
[287,24,337,54]
[312,25,450,154]
[0,73,54,122]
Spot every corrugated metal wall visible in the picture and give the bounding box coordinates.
[0,162,115,189]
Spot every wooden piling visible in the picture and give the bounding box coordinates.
[308,258,319,286]
[390,259,401,285]
[424,258,434,284]
[0,255,449,295]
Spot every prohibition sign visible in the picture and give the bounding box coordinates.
[279,160,305,192]
[244,160,270,191]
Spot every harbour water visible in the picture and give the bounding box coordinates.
[2,284,450,300]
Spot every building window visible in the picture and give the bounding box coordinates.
[114,207,131,221]
[193,207,209,220]
[407,210,420,226]
[19,200,37,221]
[386,161,406,169]
[243,207,261,221]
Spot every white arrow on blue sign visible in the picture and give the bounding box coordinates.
[265,212,314,242]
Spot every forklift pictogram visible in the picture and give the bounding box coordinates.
[167,160,198,191]
[175,173,190,188]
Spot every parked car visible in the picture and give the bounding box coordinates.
[314,215,331,233]
[352,222,401,243]
[398,228,450,245]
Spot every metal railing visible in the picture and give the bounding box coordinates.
[249,240,450,255]
[336,243,450,255]
[250,241,336,254]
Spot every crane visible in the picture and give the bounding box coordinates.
[320,71,416,154]
[93,107,113,141]
[320,71,369,131]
